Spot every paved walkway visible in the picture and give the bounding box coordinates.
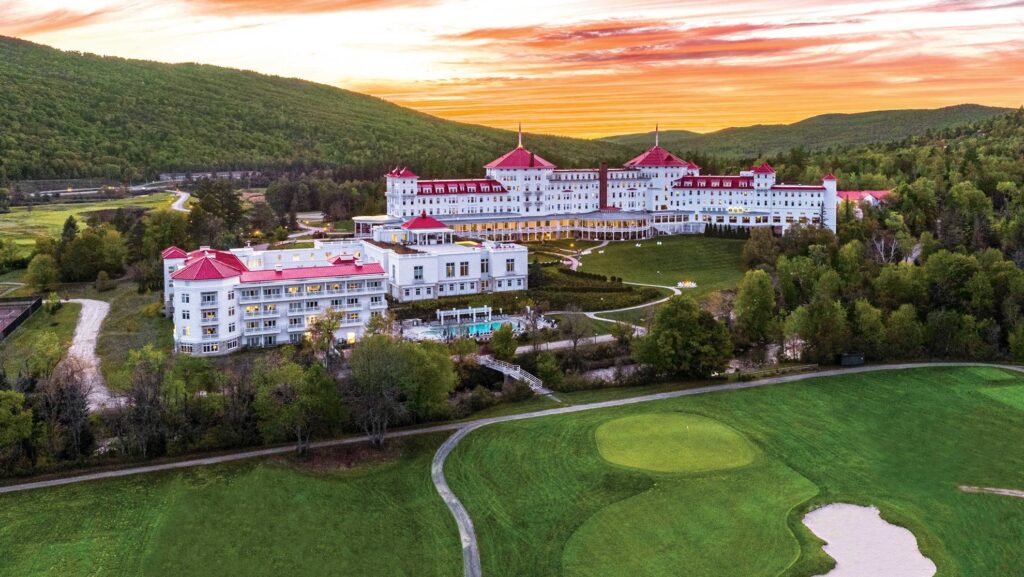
[960,485,1024,499]
[65,299,117,410]
[585,282,682,336]
[170,191,190,212]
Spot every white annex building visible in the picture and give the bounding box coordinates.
[362,212,529,302]
[162,218,530,355]
[355,129,838,240]
[162,243,388,355]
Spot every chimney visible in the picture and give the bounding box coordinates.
[599,162,609,209]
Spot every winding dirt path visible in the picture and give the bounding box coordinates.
[65,299,117,410]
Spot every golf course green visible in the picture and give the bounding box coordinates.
[447,366,1024,577]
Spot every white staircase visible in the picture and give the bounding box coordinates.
[479,356,559,400]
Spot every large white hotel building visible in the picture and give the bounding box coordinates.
[355,131,838,240]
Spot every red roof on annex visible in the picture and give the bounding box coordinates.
[401,211,448,230]
[239,263,385,283]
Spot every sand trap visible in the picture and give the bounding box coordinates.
[803,503,936,577]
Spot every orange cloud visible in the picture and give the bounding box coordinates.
[0,5,117,36]
[184,0,438,15]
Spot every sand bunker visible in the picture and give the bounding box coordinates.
[803,503,936,577]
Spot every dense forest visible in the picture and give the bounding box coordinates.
[0,37,629,182]
[605,104,1012,157]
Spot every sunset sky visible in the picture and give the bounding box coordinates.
[2,0,1023,137]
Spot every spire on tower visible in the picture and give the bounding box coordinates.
[517,123,523,148]
[655,124,659,147]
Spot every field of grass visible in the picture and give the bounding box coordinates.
[0,435,460,577]
[447,366,1024,576]
[579,236,744,298]
[0,193,175,251]
[95,286,174,391]
[0,303,81,376]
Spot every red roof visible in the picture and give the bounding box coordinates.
[838,190,892,203]
[171,256,244,281]
[417,179,506,195]
[401,211,449,230]
[752,162,776,174]
[624,146,689,168]
[687,161,701,170]
[772,185,826,191]
[674,176,754,189]
[485,147,556,169]
[387,167,418,178]
[161,246,187,259]
[823,172,837,181]
[329,254,357,265]
[240,263,385,283]
[186,248,247,271]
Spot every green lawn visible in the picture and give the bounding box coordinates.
[0,193,175,251]
[447,366,1024,577]
[95,286,174,391]
[0,303,81,376]
[0,435,461,577]
[579,236,744,298]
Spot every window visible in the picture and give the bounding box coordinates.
[505,258,515,273]
[181,310,190,320]
[246,320,259,330]
[290,317,302,327]
[201,292,217,305]
[263,320,277,329]
[202,343,219,353]
[305,300,319,310]
[228,306,235,317]
[348,282,360,290]
[287,286,300,296]
[446,262,456,278]
[182,326,191,336]
[414,266,423,281]
[241,289,258,299]
[227,292,234,301]
[306,284,322,293]
[331,299,343,308]
[181,293,190,304]
[459,261,469,276]
[264,336,276,346]
[179,344,193,354]
[201,309,217,321]
[481,259,489,274]
[346,312,360,322]
[226,339,238,350]
[347,297,359,307]
[289,334,301,344]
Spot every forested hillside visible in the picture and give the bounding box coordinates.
[0,37,629,181]
[605,104,1011,157]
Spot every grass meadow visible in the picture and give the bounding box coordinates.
[0,193,175,252]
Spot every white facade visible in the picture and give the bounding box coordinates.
[361,133,838,240]
[163,242,388,356]
[361,214,529,303]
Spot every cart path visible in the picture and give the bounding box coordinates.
[960,485,1024,499]
[65,299,118,410]
[171,191,190,212]
[586,282,682,335]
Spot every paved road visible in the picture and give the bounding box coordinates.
[65,299,117,411]
[170,191,190,212]
[586,281,682,335]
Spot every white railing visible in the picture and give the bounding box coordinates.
[479,356,545,392]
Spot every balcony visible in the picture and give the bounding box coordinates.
[200,316,219,324]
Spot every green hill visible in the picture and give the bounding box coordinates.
[0,36,629,181]
[604,104,1013,157]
